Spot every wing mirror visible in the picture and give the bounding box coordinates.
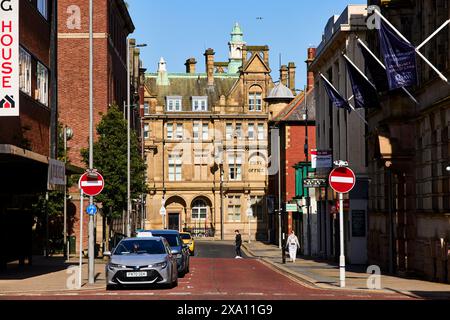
[171,249,180,255]
[103,251,112,257]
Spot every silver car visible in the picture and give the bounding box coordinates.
[104,237,178,290]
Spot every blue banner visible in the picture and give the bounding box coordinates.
[358,42,389,92]
[344,58,379,109]
[321,76,352,112]
[378,19,417,90]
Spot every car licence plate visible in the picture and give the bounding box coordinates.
[126,272,147,278]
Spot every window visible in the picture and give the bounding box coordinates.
[167,123,174,139]
[176,123,183,139]
[194,151,209,180]
[228,154,242,181]
[37,0,48,19]
[192,96,208,111]
[248,124,255,140]
[250,196,264,220]
[193,122,200,140]
[167,97,182,112]
[235,123,243,139]
[226,123,233,140]
[144,124,150,140]
[36,62,48,106]
[258,124,265,140]
[168,154,182,181]
[202,123,209,140]
[249,92,262,111]
[144,103,150,115]
[228,195,241,222]
[19,47,31,96]
[192,200,207,220]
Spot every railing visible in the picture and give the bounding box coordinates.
[183,227,215,238]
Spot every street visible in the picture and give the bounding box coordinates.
[0,241,415,300]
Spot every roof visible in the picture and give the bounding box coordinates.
[274,87,316,122]
[266,82,294,100]
[145,74,239,110]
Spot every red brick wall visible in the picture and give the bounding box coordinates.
[284,125,316,201]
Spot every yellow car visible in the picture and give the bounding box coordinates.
[180,232,195,256]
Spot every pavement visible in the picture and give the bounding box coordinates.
[242,241,450,300]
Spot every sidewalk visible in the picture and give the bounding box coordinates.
[0,256,106,295]
[242,241,450,300]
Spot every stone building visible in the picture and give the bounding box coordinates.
[142,24,275,240]
[367,0,450,283]
[309,5,369,264]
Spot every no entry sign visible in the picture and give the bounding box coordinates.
[329,167,356,194]
[79,172,105,196]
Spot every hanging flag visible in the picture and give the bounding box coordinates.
[378,19,418,90]
[320,74,352,113]
[358,41,389,92]
[343,55,380,109]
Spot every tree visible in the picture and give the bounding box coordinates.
[81,104,147,243]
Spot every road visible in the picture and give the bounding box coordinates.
[0,241,414,300]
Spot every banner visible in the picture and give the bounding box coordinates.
[311,149,333,169]
[344,57,380,109]
[358,42,389,92]
[320,75,352,112]
[378,19,417,90]
[0,0,19,117]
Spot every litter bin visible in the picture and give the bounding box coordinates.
[68,236,76,255]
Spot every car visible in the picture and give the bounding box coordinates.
[104,237,178,290]
[149,230,190,276]
[180,232,195,256]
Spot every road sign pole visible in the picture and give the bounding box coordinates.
[339,192,345,288]
[78,190,83,289]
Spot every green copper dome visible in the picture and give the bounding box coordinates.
[231,22,244,43]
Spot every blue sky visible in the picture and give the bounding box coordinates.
[128,0,367,89]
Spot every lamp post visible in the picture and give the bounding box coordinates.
[127,40,147,237]
[63,126,73,261]
[303,86,311,256]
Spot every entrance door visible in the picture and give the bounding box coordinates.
[168,213,180,231]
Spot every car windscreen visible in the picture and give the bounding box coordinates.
[152,234,180,247]
[113,240,166,255]
[180,234,191,240]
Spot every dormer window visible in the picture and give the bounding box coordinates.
[192,96,208,112]
[166,96,182,112]
[249,85,263,112]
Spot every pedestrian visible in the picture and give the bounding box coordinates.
[235,230,243,259]
[286,231,300,263]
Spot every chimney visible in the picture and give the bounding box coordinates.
[262,46,269,66]
[204,48,215,86]
[280,65,288,86]
[242,45,247,65]
[185,58,197,74]
[306,47,316,91]
[288,62,296,93]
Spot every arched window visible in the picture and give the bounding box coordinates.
[192,199,207,220]
[249,85,262,111]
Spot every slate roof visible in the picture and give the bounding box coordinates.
[145,74,239,111]
[274,87,316,122]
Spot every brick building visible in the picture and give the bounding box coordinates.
[0,0,57,267]
[366,0,450,283]
[57,0,135,253]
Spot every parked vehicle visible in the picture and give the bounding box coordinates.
[180,232,195,256]
[149,230,190,276]
[104,237,178,290]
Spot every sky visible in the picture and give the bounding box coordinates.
[128,0,367,90]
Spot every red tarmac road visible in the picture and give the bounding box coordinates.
[0,242,414,300]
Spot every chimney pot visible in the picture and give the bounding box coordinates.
[185,58,197,74]
[204,49,215,86]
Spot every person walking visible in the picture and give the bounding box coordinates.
[286,231,300,263]
[235,230,243,259]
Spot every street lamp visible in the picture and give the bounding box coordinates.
[303,86,312,257]
[127,40,147,237]
[63,126,73,261]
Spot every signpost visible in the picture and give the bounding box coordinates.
[160,206,166,229]
[78,171,104,288]
[285,203,298,212]
[247,203,253,244]
[329,164,356,288]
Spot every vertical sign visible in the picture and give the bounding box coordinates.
[0,0,19,117]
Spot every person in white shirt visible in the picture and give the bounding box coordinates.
[286,231,300,263]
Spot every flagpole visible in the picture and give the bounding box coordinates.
[374,9,450,84]
[342,53,377,90]
[416,19,450,50]
[356,37,419,105]
[319,73,368,126]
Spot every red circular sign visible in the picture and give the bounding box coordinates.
[79,172,105,196]
[329,167,356,194]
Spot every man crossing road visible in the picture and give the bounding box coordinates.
[235,230,243,259]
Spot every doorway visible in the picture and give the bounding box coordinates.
[168,213,180,231]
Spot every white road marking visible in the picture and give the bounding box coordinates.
[167,292,192,296]
[238,293,264,296]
